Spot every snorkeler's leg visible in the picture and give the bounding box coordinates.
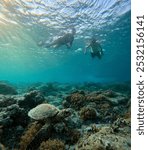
[44,41,57,48]
[96,52,101,59]
[101,49,104,56]
[49,38,63,48]
[91,52,95,58]
[66,43,71,49]
[37,41,52,48]
[54,44,61,49]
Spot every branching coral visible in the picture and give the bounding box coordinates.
[39,139,65,150]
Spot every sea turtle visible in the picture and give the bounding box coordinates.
[26,103,72,149]
[28,103,72,122]
[28,103,60,121]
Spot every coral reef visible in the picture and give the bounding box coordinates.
[76,124,130,150]
[86,93,108,103]
[38,83,59,96]
[79,107,97,121]
[0,95,17,107]
[0,91,46,129]
[66,129,81,144]
[76,131,130,150]
[19,122,43,150]
[39,139,65,150]
[63,108,82,128]
[63,89,130,124]
[0,103,25,127]
[105,82,131,94]
[0,82,17,95]
[0,82,131,150]
[27,82,62,96]
[63,92,86,110]
[0,90,45,149]
[103,90,117,97]
[18,90,45,109]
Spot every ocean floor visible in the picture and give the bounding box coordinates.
[0,81,131,150]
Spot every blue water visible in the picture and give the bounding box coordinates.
[0,0,131,83]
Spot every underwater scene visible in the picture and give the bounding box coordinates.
[0,0,131,150]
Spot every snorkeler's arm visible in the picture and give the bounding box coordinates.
[84,44,91,54]
[84,47,87,54]
[45,39,60,48]
[37,41,51,48]
[66,35,74,49]
[66,43,71,49]
[99,44,104,55]
[69,38,74,48]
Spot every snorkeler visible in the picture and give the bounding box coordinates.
[38,28,76,49]
[84,38,103,59]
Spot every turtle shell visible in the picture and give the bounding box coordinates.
[28,103,59,121]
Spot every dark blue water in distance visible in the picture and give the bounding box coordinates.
[0,0,131,84]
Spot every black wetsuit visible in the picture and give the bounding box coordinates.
[49,33,74,48]
[89,41,103,59]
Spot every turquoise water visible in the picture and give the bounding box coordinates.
[0,0,131,83]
